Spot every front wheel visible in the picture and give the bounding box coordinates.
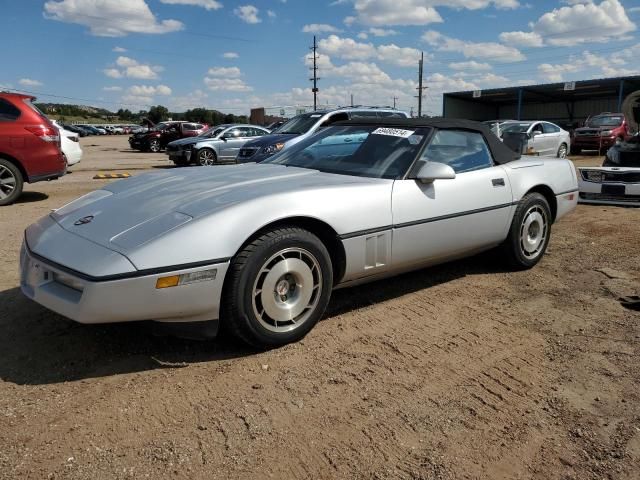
[222,227,333,348]
[147,139,161,153]
[197,148,217,166]
[500,192,551,270]
[0,159,24,206]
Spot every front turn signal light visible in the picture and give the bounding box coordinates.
[156,276,180,289]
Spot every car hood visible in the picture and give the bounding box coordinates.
[168,136,207,147]
[242,133,299,149]
[47,164,380,258]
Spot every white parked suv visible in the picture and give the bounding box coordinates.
[51,120,83,166]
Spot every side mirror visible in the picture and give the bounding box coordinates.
[415,162,456,184]
[530,130,541,137]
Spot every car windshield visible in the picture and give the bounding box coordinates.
[587,115,623,127]
[501,123,532,134]
[275,113,325,135]
[201,126,226,138]
[262,125,431,179]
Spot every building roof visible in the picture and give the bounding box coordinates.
[444,75,640,106]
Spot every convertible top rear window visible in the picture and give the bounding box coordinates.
[262,125,431,179]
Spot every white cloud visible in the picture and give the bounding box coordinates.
[449,60,492,71]
[267,9,276,18]
[368,27,398,36]
[159,0,222,10]
[121,94,153,105]
[422,30,525,62]
[169,89,209,111]
[113,46,127,52]
[537,46,640,82]
[19,78,43,87]
[501,0,636,47]
[302,23,341,33]
[106,56,164,79]
[206,66,242,77]
[350,0,443,26]
[204,78,253,92]
[128,84,172,96]
[234,5,261,24]
[103,68,123,79]
[223,52,239,59]
[318,35,421,67]
[103,86,123,91]
[498,31,543,47]
[204,66,252,91]
[43,0,183,37]
[346,0,519,26]
[357,32,368,39]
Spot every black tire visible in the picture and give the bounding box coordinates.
[0,158,24,206]
[197,148,217,166]
[556,143,568,158]
[222,227,333,348]
[500,192,552,270]
[147,139,161,153]
[570,145,581,155]
[172,158,189,167]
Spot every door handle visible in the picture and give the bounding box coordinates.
[492,178,505,187]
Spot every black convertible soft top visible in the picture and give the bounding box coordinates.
[334,117,521,164]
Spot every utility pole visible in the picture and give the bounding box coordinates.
[392,96,398,109]
[415,52,427,118]
[309,35,320,111]
[350,93,354,107]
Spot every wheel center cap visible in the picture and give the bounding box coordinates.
[275,280,290,296]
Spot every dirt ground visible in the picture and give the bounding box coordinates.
[0,136,638,480]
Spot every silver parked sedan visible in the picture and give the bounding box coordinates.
[165,124,270,166]
[501,121,571,158]
[21,119,578,347]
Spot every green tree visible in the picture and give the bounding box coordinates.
[148,105,169,123]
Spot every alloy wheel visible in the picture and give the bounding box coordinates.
[198,149,216,166]
[149,140,160,153]
[557,144,567,158]
[251,247,323,333]
[0,165,17,200]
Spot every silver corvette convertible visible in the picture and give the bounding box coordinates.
[20,119,578,347]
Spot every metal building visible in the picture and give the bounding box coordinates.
[442,75,640,127]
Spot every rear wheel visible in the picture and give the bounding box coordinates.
[197,148,217,166]
[0,159,23,206]
[223,227,333,348]
[500,192,551,270]
[556,143,568,158]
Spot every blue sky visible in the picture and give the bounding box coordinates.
[1,0,639,116]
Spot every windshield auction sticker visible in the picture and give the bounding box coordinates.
[372,127,415,138]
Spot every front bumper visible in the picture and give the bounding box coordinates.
[573,136,617,149]
[129,137,146,150]
[20,242,229,325]
[578,175,640,206]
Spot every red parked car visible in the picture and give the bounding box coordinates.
[128,121,208,152]
[0,92,65,205]
[571,113,632,154]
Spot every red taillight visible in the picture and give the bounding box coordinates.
[25,125,60,143]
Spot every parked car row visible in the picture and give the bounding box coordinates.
[483,119,571,158]
[161,107,409,166]
[484,112,633,156]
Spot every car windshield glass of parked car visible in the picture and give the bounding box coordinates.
[201,126,226,138]
[501,123,532,134]
[262,125,431,179]
[586,115,623,127]
[276,113,325,134]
